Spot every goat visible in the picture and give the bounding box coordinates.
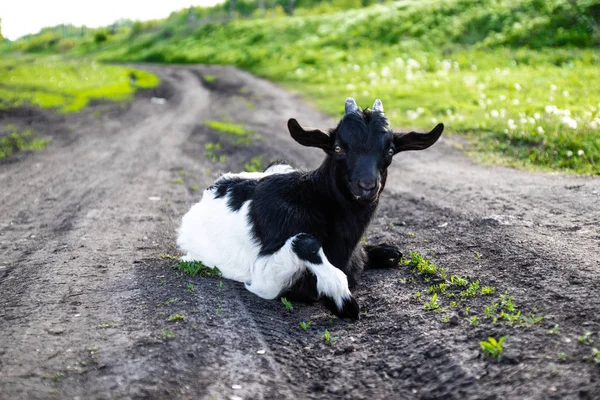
[177,98,443,319]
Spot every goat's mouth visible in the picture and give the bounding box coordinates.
[350,189,379,203]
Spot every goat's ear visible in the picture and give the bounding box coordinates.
[287,118,331,150]
[393,123,444,154]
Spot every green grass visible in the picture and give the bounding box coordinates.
[323,329,339,344]
[299,320,313,331]
[405,251,542,327]
[205,120,254,146]
[0,128,50,159]
[168,313,186,322]
[281,297,294,312]
[175,260,223,278]
[3,0,599,174]
[46,372,66,382]
[404,251,437,276]
[480,336,506,361]
[205,120,247,136]
[160,328,175,340]
[81,0,600,175]
[244,155,264,172]
[0,55,159,113]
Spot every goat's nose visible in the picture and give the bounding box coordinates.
[357,179,377,192]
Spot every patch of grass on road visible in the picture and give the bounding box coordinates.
[404,251,542,327]
[205,120,255,146]
[175,260,222,278]
[0,127,50,159]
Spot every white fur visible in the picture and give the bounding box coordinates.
[306,249,351,309]
[177,165,351,308]
[244,235,306,299]
[264,164,296,174]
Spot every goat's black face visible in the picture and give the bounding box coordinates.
[287,98,444,204]
[333,111,393,202]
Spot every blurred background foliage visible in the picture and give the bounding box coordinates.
[1,0,599,173]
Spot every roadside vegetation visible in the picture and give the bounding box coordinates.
[3,0,596,173]
[0,125,50,159]
[2,1,599,173]
[0,55,159,113]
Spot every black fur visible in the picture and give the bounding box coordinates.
[211,177,258,211]
[292,234,323,264]
[214,106,443,319]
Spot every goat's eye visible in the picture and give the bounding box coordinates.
[334,145,343,153]
[387,148,394,156]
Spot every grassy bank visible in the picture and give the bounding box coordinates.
[0,56,159,113]
[4,0,600,173]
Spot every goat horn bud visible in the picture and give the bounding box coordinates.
[373,98,384,113]
[345,98,359,115]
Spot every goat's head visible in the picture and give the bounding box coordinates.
[288,98,444,203]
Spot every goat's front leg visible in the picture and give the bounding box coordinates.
[364,244,402,269]
[282,234,360,320]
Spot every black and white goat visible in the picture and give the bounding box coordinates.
[177,98,443,319]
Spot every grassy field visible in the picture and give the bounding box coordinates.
[2,0,599,173]
[0,56,159,113]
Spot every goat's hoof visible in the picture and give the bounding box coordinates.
[336,296,360,320]
[366,244,402,269]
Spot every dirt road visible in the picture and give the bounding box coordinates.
[1,65,599,399]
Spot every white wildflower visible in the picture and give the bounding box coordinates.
[537,126,545,134]
[407,59,420,69]
[514,83,522,91]
[490,110,499,118]
[561,116,578,129]
[577,149,585,156]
